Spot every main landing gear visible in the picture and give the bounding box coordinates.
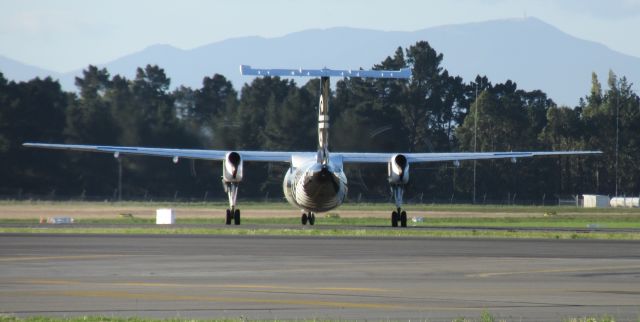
[301,212,316,225]
[224,182,240,225]
[225,208,240,225]
[391,184,407,227]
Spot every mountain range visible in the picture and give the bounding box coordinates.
[1,17,639,106]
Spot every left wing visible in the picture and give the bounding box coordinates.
[336,151,602,163]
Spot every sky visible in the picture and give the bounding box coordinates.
[1,0,640,73]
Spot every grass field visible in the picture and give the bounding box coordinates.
[3,199,640,212]
[1,201,639,239]
[2,214,640,229]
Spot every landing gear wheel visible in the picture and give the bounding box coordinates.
[225,209,232,225]
[400,210,407,227]
[301,213,308,225]
[391,211,399,227]
[309,213,315,226]
[233,209,241,225]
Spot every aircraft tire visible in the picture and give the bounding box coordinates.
[301,213,308,225]
[391,211,399,227]
[225,209,232,225]
[234,209,241,225]
[400,211,407,227]
[309,213,315,225]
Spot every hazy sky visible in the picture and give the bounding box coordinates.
[1,0,639,72]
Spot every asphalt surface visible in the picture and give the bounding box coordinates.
[1,234,640,321]
[3,222,639,233]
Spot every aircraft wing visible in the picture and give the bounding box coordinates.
[24,143,601,164]
[22,143,295,162]
[336,151,602,163]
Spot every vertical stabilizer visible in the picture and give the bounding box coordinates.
[318,77,330,165]
[239,65,412,165]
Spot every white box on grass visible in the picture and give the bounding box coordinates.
[156,208,175,224]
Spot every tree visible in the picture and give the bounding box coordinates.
[0,77,69,195]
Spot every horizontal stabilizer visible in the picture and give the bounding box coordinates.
[240,65,411,79]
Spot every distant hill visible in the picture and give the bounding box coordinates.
[0,55,60,83]
[1,17,639,106]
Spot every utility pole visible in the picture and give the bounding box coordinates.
[117,158,122,202]
[615,82,620,196]
[473,82,479,204]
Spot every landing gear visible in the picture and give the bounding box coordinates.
[225,208,241,225]
[232,209,240,225]
[390,209,407,227]
[224,182,241,225]
[225,209,232,225]
[390,185,408,228]
[301,212,315,226]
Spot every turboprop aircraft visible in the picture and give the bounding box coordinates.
[24,65,601,227]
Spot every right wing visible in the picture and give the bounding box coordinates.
[22,143,301,163]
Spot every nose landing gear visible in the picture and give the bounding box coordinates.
[301,212,316,225]
[391,208,407,228]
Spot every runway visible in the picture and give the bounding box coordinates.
[1,234,639,321]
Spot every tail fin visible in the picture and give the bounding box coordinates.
[318,76,330,165]
[240,65,412,164]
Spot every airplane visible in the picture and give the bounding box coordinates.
[24,65,602,227]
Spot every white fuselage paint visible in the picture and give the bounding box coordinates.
[283,156,347,213]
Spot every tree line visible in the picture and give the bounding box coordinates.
[1,41,638,203]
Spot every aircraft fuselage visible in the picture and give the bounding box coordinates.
[283,157,347,213]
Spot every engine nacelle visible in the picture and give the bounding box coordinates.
[223,152,243,183]
[388,154,409,185]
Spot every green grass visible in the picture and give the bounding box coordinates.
[3,200,640,239]
[3,214,640,229]
[3,199,640,214]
